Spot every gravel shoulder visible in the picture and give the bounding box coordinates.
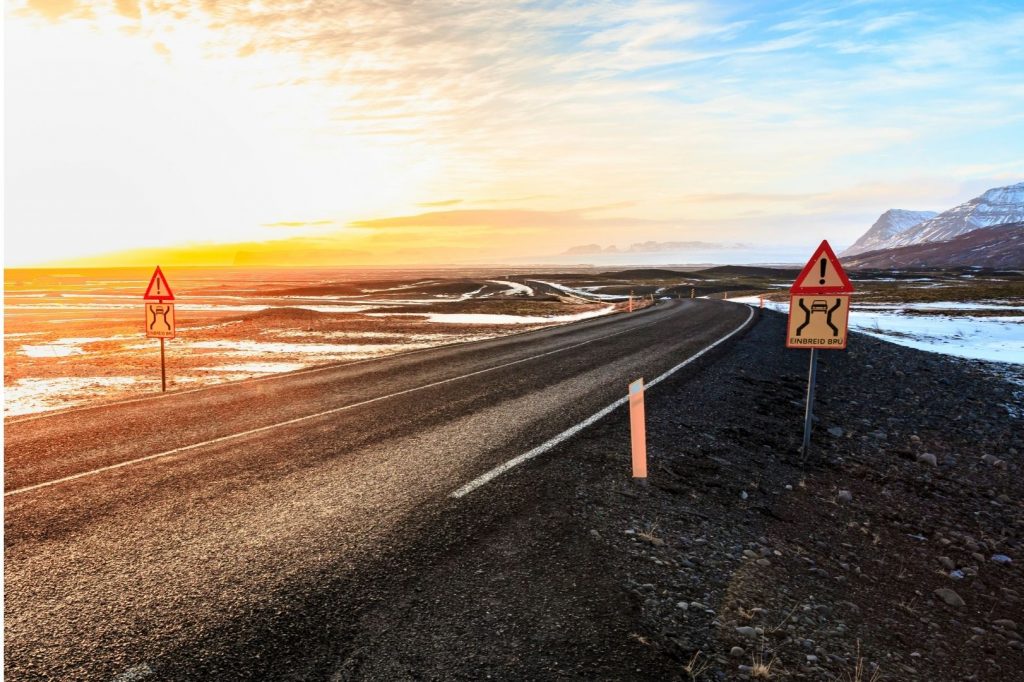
[329,307,1023,681]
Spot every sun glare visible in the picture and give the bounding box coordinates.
[5,3,434,266]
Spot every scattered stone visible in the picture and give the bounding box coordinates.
[827,426,844,437]
[938,556,956,571]
[589,529,602,541]
[837,490,853,503]
[934,588,965,607]
[735,626,758,639]
[992,554,1013,565]
[917,452,938,467]
[730,646,745,658]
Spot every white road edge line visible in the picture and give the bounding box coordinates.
[5,311,672,498]
[450,305,754,499]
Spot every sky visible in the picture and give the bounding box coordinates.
[5,0,1024,267]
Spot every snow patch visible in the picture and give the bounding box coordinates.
[368,306,615,325]
[488,280,534,297]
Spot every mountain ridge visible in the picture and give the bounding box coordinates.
[841,209,937,257]
[844,222,1024,269]
[844,182,1024,257]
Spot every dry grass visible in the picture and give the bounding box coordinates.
[751,661,774,678]
[682,650,712,681]
[843,641,882,682]
[769,602,801,633]
[751,647,781,679]
[636,522,665,546]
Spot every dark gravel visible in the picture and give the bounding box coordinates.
[6,306,1021,681]
[330,308,1023,681]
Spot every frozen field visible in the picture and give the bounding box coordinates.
[730,296,1024,364]
[4,267,630,416]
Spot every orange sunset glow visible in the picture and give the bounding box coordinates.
[8,1,1023,267]
[5,3,1024,681]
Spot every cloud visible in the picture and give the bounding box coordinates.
[261,219,334,229]
[9,1,1024,267]
[859,12,917,34]
[349,208,670,231]
[680,192,818,204]
[417,199,462,208]
[23,0,79,21]
[113,0,139,20]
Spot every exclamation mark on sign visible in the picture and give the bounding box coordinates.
[156,277,162,296]
[819,258,827,285]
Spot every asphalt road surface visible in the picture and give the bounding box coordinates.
[4,299,752,680]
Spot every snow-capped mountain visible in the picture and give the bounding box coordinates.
[841,209,937,256]
[843,181,1024,256]
[843,223,1023,269]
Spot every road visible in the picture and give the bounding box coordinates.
[4,299,752,680]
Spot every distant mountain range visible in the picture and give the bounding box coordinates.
[844,223,1024,269]
[841,181,1024,268]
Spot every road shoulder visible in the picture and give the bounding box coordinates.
[327,309,1024,681]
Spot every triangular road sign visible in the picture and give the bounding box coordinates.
[791,240,853,294]
[143,266,175,301]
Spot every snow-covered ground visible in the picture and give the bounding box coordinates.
[488,280,535,297]
[729,296,1024,364]
[527,280,628,301]
[367,306,615,325]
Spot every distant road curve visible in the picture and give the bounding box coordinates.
[4,299,753,681]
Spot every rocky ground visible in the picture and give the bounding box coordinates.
[335,307,1023,681]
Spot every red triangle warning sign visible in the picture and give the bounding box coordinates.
[143,266,175,301]
[790,240,854,294]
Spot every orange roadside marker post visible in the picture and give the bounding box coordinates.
[629,378,647,478]
[760,295,765,309]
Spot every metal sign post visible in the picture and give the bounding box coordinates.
[801,348,818,458]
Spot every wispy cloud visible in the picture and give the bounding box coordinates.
[7,0,1024,265]
[261,220,334,229]
[350,208,669,231]
[417,199,463,208]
